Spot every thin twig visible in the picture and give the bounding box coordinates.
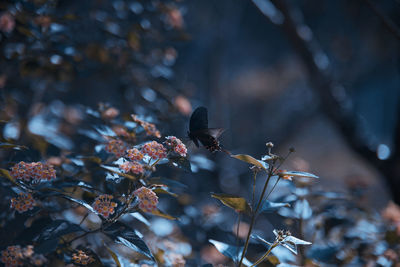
[250,242,278,267]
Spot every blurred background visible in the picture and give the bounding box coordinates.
[1,0,400,265]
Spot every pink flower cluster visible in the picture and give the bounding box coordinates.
[10,161,56,183]
[11,193,36,213]
[1,245,45,267]
[120,161,144,175]
[133,187,158,213]
[127,148,144,161]
[0,246,23,267]
[142,141,167,160]
[0,13,15,33]
[131,114,161,138]
[165,136,187,157]
[105,139,127,158]
[92,194,117,219]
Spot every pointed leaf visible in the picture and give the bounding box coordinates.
[279,171,318,179]
[62,195,96,214]
[0,168,16,184]
[211,193,251,214]
[151,209,178,220]
[209,239,252,266]
[261,200,290,213]
[104,222,154,260]
[231,154,267,170]
[105,246,121,267]
[0,143,28,150]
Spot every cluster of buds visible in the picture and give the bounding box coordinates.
[142,141,167,160]
[1,246,23,267]
[92,194,117,219]
[127,148,144,161]
[131,115,161,138]
[10,161,56,183]
[72,250,94,265]
[165,136,187,157]
[10,192,36,213]
[105,139,127,158]
[0,245,44,267]
[120,161,144,175]
[133,187,158,213]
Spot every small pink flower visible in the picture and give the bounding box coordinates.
[105,139,127,158]
[10,162,56,183]
[165,136,187,157]
[120,161,144,175]
[127,148,144,161]
[92,194,117,219]
[133,187,158,213]
[142,141,167,160]
[0,13,15,33]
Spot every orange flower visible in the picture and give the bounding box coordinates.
[72,250,94,265]
[1,246,23,267]
[11,192,36,213]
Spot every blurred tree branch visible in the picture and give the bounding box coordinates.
[364,0,400,41]
[252,0,400,204]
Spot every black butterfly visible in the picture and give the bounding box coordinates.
[187,107,224,152]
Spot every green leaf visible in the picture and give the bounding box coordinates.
[211,193,251,214]
[279,171,319,179]
[231,154,267,170]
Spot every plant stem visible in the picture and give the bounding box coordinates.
[251,171,257,209]
[235,212,242,265]
[238,169,273,266]
[250,243,277,267]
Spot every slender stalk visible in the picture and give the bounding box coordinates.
[235,212,242,265]
[251,171,257,209]
[250,243,278,267]
[79,213,89,226]
[238,168,273,266]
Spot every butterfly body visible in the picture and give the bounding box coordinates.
[188,107,224,152]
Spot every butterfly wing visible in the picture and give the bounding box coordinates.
[189,107,208,133]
